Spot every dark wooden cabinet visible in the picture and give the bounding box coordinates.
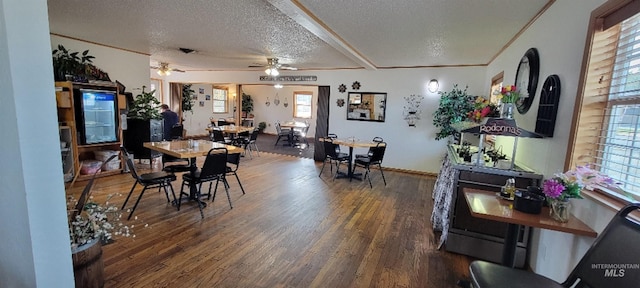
[123,119,163,162]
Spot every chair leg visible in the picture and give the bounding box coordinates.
[164,182,177,207]
[333,161,340,181]
[212,178,220,202]
[366,166,373,188]
[252,143,260,156]
[127,187,148,220]
[162,184,170,203]
[121,182,138,210]
[234,173,246,194]
[319,158,327,177]
[222,177,233,209]
[378,163,386,186]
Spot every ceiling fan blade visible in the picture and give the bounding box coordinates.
[150,66,160,69]
[280,66,298,71]
[248,64,267,68]
[172,68,185,73]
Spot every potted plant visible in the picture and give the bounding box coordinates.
[124,86,163,161]
[182,84,195,114]
[432,84,475,142]
[258,121,267,133]
[67,155,142,287]
[51,45,111,82]
[127,86,162,120]
[242,93,254,118]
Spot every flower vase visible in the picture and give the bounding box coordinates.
[550,199,572,223]
[501,103,515,119]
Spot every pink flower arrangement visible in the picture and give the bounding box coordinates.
[542,165,619,201]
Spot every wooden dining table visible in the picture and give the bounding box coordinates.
[144,139,244,206]
[320,137,386,180]
[462,188,597,268]
[206,125,254,141]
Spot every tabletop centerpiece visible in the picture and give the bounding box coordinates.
[542,164,619,222]
[494,85,521,119]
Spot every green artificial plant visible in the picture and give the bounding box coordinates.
[127,86,162,120]
[242,93,254,114]
[182,84,195,113]
[432,84,475,141]
[51,44,110,82]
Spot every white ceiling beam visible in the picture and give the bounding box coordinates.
[268,0,377,70]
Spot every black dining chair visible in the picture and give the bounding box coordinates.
[226,152,246,195]
[120,146,177,220]
[352,142,387,188]
[178,147,232,219]
[355,136,384,159]
[239,128,260,159]
[463,203,640,288]
[162,124,192,173]
[319,139,349,180]
[211,128,232,144]
[275,122,290,146]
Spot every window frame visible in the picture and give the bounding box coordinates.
[212,86,228,114]
[293,91,313,119]
[567,0,640,210]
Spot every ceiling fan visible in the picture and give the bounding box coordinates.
[249,58,297,76]
[150,62,185,76]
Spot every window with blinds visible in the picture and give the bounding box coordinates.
[213,87,228,113]
[570,5,640,203]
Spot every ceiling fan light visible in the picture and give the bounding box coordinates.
[165,70,171,76]
[271,68,279,76]
[274,84,283,89]
[265,68,271,75]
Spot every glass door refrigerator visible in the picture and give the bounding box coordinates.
[75,88,119,145]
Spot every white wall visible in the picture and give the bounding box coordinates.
[181,83,235,136]
[242,84,318,137]
[0,0,74,286]
[486,0,617,282]
[152,66,486,173]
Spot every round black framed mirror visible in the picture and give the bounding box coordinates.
[515,48,540,114]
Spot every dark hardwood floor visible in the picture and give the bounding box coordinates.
[69,152,472,287]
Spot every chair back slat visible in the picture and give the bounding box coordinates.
[200,148,228,179]
[563,203,640,287]
[212,129,226,143]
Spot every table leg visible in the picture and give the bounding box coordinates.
[186,157,207,208]
[502,223,520,268]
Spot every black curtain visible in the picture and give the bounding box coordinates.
[314,86,330,161]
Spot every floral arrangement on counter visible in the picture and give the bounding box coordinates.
[542,164,619,201]
[495,85,522,103]
[467,96,500,123]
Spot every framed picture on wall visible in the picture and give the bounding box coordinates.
[199,101,205,107]
[206,95,211,100]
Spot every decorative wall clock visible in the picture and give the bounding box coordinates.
[535,75,561,137]
[352,81,361,90]
[338,84,347,93]
[337,98,345,107]
[515,48,540,114]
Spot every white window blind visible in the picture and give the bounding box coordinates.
[213,88,228,113]
[574,11,640,202]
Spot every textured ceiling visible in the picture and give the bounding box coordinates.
[47,0,551,72]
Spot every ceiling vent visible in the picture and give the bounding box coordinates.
[179,48,196,54]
